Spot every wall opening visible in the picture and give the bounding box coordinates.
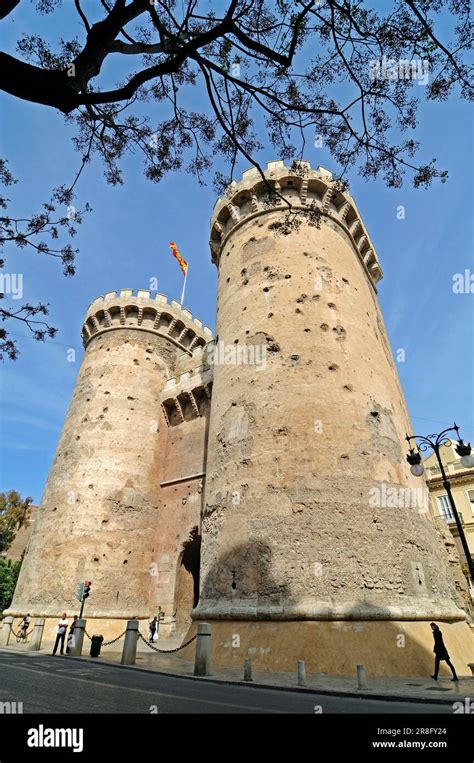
[174,526,201,635]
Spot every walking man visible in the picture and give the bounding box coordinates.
[52,613,68,656]
[430,622,458,681]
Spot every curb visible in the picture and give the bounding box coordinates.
[0,647,464,707]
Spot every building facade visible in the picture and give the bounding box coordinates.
[424,445,474,597]
[6,161,473,675]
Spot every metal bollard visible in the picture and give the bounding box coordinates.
[297,660,307,687]
[243,658,253,682]
[121,620,139,665]
[28,618,45,651]
[194,623,211,676]
[0,616,14,646]
[69,619,86,657]
[357,664,367,689]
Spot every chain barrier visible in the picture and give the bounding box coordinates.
[8,623,122,647]
[137,631,197,653]
[102,631,126,646]
[84,630,125,646]
[7,617,196,655]
[75,629,194,653]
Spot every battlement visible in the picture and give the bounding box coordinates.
[81,289,213,353]
[161,364,213,425]
[160,340,215,425]
[210,159,382,286]
[162,361,214,396]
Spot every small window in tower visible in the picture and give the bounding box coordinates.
[287,180,293,186]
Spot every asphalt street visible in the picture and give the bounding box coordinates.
[0,651,452,714]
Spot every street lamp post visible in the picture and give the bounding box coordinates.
[405,423,474,583]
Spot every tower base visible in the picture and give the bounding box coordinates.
[179,619,474,677]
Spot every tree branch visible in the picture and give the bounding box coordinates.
[0,0,21,21]
[74,0,91,33]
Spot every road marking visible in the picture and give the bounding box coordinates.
[0,659,287,713]
[54,669,106,675]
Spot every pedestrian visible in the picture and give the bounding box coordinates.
[430,622,458,681]
[149,616,158,643]
[52,613,68,656]
[20,613,31,639]
[156,606,163,640]
[66,615,78,654]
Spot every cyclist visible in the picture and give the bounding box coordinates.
[19,614,31,640]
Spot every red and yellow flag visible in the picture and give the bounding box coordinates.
[169,241,188,277]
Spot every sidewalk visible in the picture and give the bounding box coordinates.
[3,636,473,706]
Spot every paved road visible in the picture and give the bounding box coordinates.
[0,651,451,714]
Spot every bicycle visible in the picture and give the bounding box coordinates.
[16,626,29,644]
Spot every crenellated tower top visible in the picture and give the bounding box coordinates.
[81,289,212,354]
[209,160,382,288]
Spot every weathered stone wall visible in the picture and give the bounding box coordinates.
[156,478,203,633]
[195,161,467,623]
[9,293,211,628]
[11,328,170,618]
[178,619,474,677]
[161,412,209,483]
[156,354,212,631]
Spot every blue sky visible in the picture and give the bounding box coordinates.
[0,3,473,502]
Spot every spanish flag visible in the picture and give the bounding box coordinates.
[169,241,188,277]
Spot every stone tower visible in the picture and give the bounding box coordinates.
[9,290,212,636]
[7,161,472,675]
[193,160,471,673]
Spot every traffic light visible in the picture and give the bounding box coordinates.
[83,581,92,600]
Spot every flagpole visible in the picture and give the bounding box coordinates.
[180,268,188,306]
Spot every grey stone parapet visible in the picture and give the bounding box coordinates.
[209,159,383,287]
[81,289,213,354]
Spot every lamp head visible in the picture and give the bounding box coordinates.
[406,450,421,467]
[455,440,474,468]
